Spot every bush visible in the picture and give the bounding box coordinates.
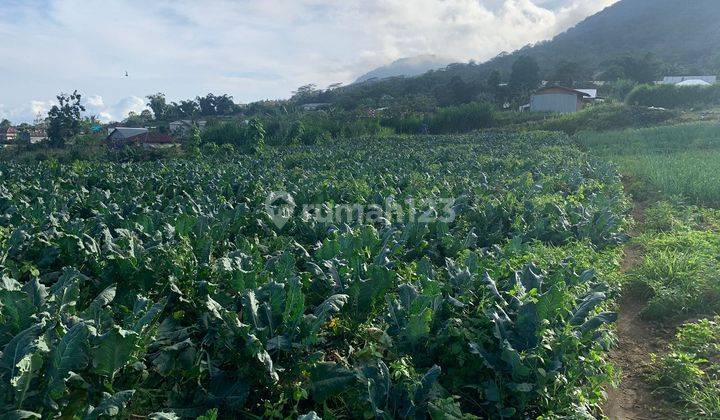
[531,104,676,134]
[626,83,720,109]
[201,119,265,153]
[429,101,494,134]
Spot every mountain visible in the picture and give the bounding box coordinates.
[303,0,720,108]
[480,0,720,77]
[355,55,453,83]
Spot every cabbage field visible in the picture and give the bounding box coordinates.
[0,132,629,418]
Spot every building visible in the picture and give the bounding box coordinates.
[301,103,332,111]
[169,120,206,135]
[106,127,178,149]
[663,76,717,85]
[17,129,47,144]
[529,86,596,113]
[0,126,18,143]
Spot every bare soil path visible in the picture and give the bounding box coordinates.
[601,192,674,419]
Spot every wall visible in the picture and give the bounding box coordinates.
[530,93,581,114]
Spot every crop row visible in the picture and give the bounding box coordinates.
[0,133,628,418]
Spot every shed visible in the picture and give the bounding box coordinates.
[530,87,591,114]
[663,76,717,85]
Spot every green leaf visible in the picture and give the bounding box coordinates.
[84,390,135,420]
[21,279,47,308]
[90,326,139,378]
[10,351,44,407]
[310,362,356,402]
[148,413,181,420]
[298,412,322,420]
[0,410,42,419]
[83,285,116,318]
[47,322,90,399]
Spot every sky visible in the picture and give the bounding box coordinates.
[0,0,618,124]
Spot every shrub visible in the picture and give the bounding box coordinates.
[429,101,494,134]
[626,84,720,109]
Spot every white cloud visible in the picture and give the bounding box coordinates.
[0,0,619,123]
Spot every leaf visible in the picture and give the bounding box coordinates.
[314,294,349,318]
[579,311,617,334]
[197,408,219,420]
[84,390,135,420]
[149,412,181,420]
[83,285,116,318]
[0,321,45,374]
[91,326,139,378]
[298,412,322,420]
[132,298,166,333]
[310,362,357,402]
[0,290,36,345]
[0,411,42,420]
[21,279,47,308]
[414,365,441,404]
[47,322,90,399]
[570,292,606,325]
[10,351,44,407]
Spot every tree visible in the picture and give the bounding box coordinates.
[214,94,236,115]
[0,119,10,132]
[177,100,199,119]
[550,60,586,86]
[485,70,504,104]
[509,56,541,92]
[291,84,320,103]
[600,54,661,84]
[197,94,217,116]
[47,90,85,148]
[146,93,169,120]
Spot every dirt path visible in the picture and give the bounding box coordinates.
[601,194,673,419]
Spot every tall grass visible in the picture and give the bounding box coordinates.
[579,122,720,206]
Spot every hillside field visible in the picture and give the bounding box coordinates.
[0,133,629,418]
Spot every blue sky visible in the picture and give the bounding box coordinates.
[0,0,618,123]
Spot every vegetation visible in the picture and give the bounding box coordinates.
[0,132,629,418]
[581,122,720,417]
[653,318,720,418]
[627,84,720,109]
[580,122,720,205]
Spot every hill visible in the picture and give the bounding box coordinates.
[300,0,720,108]
[483,0,720,77]
[355,55,453,83]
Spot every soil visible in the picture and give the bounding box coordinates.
[601,189,674,419]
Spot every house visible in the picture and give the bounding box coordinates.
[301,103,332,111]
[17,129,47,144]
[106,127,178,149]
[663,76,717,85]
[0,126,18,143]
[169,120,206,135]
[529,86,597,113]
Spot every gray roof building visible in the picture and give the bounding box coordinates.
[663,76,717,85]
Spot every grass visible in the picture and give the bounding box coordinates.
[579,122,720,205]
[582,122,720,415]
[653,318,720,418]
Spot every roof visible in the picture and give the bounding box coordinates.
[533,86,591,97]
[575,89,598,99]
[110,127,149,139]
[677,79,712,87]
[663,76,717,85]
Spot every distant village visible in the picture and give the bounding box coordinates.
[0,118,205,148]
[0,74,717,148]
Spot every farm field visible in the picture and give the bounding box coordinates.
[0,132,629,418]
[581,123,720,418]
